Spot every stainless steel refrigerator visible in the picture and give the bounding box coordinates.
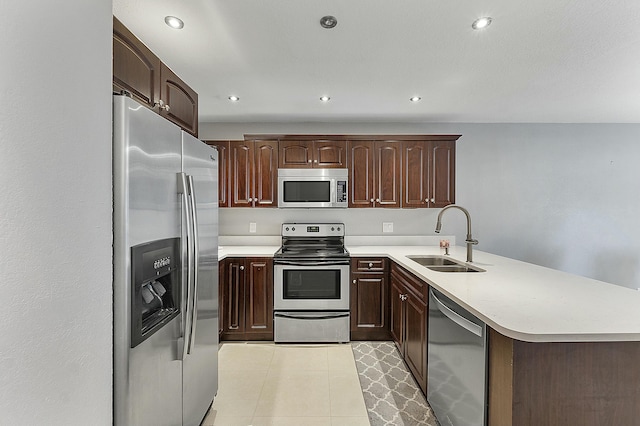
[113,94,218,426]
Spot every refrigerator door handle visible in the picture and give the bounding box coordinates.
[186,175,199,355]
[178,172,194,360]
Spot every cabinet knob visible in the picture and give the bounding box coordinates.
[314,160,318,163]
[368,262,373,268]
[253,197,258,202]
[155,99,170,111]
[352,279,356,284]
[370,199,374,203]
[376,198,380,203]
[308,159,312,163]
[431,198,435,203]
[239,265,245,271]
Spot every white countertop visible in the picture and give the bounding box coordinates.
[350,245,640,343]
[219,244,640,343]
[219,246,279,260]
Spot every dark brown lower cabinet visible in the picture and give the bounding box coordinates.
[390,262,428,393]
[488,328,640,426]
[220,257,273,341]
[350,258,390,340]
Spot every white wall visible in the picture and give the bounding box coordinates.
[0,1,113,425]
[202,122,640,290]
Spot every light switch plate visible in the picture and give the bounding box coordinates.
[383,222,393,233]
[249,222,257,233]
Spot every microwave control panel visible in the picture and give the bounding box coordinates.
[336,180,347,203]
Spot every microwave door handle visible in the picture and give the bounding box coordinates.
[177,172,193,360]
[331,178,336,203]
[186,175,199,355]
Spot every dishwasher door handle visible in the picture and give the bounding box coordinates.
[431,289,483,337]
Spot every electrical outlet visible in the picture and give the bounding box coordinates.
[249,222,257,233]
[383,222,393,233]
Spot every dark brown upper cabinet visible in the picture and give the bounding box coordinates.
[230,140,278,208]
[113,17,160,109]
[279,140,346,168]
[224,134,458,209]
[203,141,230,208]
[348,140,400,208]
[402,139,456,208]
[113,17,199,136]
[159,64,198,137]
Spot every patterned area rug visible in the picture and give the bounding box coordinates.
[352,341,439,426]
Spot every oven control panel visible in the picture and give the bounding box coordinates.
[281,223,345,237]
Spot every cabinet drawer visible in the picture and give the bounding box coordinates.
[391,263,428,303]
[352,257,387,272]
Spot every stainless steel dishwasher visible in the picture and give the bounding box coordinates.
[427,289,487,426]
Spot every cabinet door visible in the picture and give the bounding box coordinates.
[390,278,404,352]
[112,17,161,109]
[404,291,428,393]
[375,141,401,208]
[253,141,278,207]
[218,260,225,336]
[314,140,347,168]
[222,259,245,334]
[348,141,375,207]
[244,258,273,336]
[402,141,429,208]
[431,140,456,208]
[159,63,198,136]
[351,274,388,338]
[230,141,254,207]
[204,141,230,208]
[279,140,313,168]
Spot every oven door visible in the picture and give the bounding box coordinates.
[274,260,350,310]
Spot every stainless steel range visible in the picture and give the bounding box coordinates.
[273,223,350,343]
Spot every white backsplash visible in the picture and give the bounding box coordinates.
[219,207,457,247]
[345,235,456,246]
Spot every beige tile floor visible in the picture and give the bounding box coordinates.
[203,342,370,426]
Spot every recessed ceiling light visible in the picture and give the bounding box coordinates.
[410,96,422,102]
[471,17,492,30]
[320,96,331,102]
[164,16,184,29]
[228,95,239,102]
[320,16,337,29]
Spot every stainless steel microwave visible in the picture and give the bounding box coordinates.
[277,168,348,208]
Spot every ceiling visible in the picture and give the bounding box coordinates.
[113,0,640,123]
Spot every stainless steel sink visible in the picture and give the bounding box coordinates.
[406,255,458,266]
[425,265,485,273]
[406,255,485,273]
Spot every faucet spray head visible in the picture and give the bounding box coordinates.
[435,221,442,233]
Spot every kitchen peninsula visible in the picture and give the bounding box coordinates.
[219,244,640,426]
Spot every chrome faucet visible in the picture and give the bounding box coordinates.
[435,205,479,263]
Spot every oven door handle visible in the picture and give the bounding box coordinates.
[275,312,350,320]
[274,260,350,267]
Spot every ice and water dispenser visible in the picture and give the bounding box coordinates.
[130,238,180,347]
